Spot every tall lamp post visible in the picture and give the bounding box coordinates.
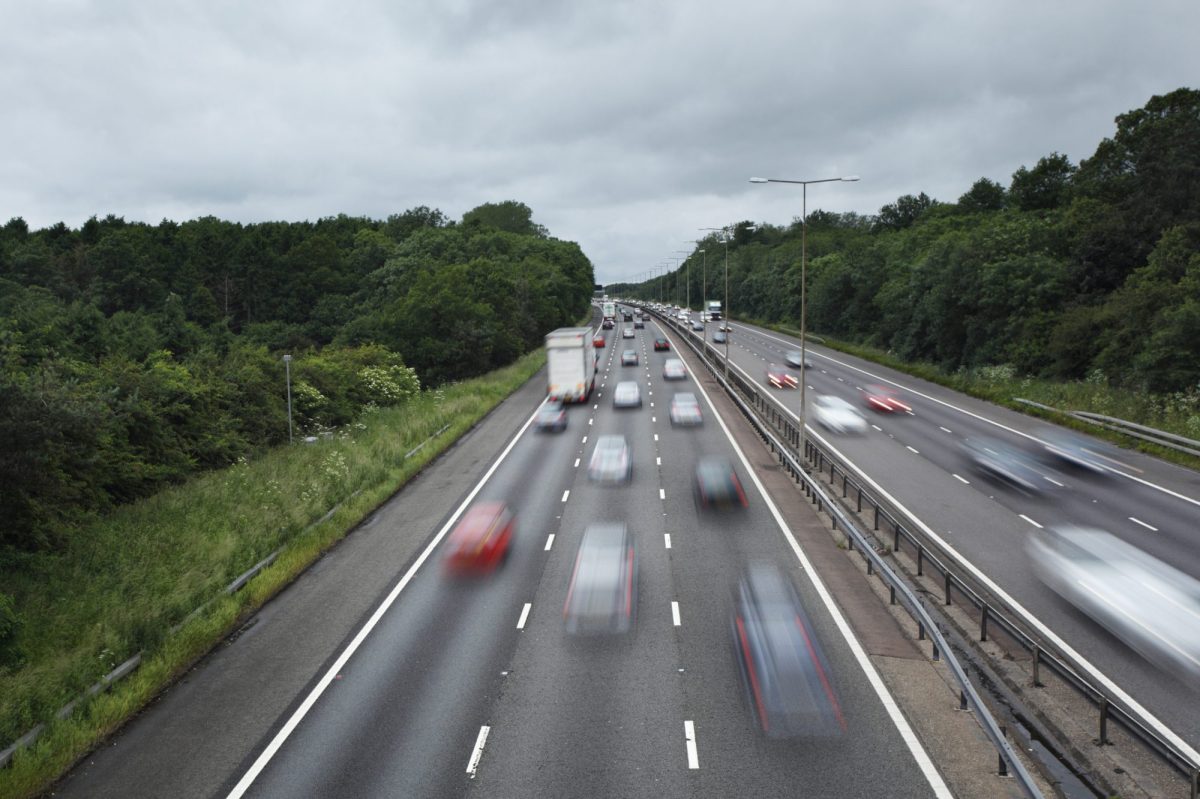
[749,174,859,458]
[701,225,738,378]
[689,244,707,333]
[282,354,294,444]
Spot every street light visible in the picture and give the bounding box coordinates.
[749,174,859,458]
[701,225,740,379]
[282,354,294,444]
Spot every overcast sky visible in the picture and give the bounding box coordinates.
[3,1,1198,286]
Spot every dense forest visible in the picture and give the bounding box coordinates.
[619,88,1200,394]
[0,201,594,556]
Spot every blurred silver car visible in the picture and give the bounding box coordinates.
[1028,526,1200,684]
[587,435,631,483]
[732,563,845,737]
[669,392,702,426]
[613,380,642,408]
[621,349,639,366]
[812,395,867,434]
[533,398,567,432]
[622,327,635,339]
[663,359,687,380]
[564,523,638,635]
[1039,429,1119,474]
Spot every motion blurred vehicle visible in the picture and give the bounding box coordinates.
[732,563,845,738]
[564,523,637,635]
[545,327,598,404]
[1028,526,1200,684]
[623,311,633,322]
[784,350,812,370]
[593,335,605,348]
[621,349,639,366]
[691,319,704,331]
[622,327,635,339]
[765,364,798,389]
[1038,429,1120,474]
[634,318,645,329]
[694,457,748,509]
[963,436,1044,493]
[533,398,567,432]
[669,392,703,426]
[587,435,632,483]
[712,331,728,344]
[601,319,614,330]
[654,337,670,351]
[812,395,867,434]
[718,322,732,332]
[862,384,911,413]
[443,501,514,574]
[662,358,687,380]
[613,380,642,408]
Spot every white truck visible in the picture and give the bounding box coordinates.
[706,300,722,320]
[545,327,598,404]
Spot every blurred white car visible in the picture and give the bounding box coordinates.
[669,393,702,426]
[588,435,632,483]
[812,395,867,434]
[662,358,687,380]
[1028,526,1200,684]
[613,381,642,408]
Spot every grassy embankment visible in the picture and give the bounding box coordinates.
[0,349,546,799]
[753,318,1200,469]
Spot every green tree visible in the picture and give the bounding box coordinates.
[1009,152,1076,211]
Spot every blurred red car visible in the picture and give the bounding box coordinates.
[444,501,514,574]
[593,335,605,348]
[765,365,798,389]
[862,385,911,413]
[653,337,670,351]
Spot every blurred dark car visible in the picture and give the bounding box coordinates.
[862,384,911,413]
[732,563,845,738]
[654,337,670,351]
[712,331,728,344]
[669,392,703,426]
[634,318,645,329]
[588,434,632,483]
[443,501,514,575]
[765,364,798,389]
[534,398,567,432]
[784,350,812,370]
[963,436,1044,493]
[564,522,637,635]
[1039,429,1119,474]
[601,319,614,330]
[694,456,748,509]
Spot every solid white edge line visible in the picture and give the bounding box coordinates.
[516,602,532,630]
[1130,517,1159,532]
[671,601,681,626]
[684,353,951,797]
[683,720,699,769]
[544,533,555,551]
[466,725,490,778]
[1019,514,1043,529]
[664,533,672,549]
[225,397,545,799]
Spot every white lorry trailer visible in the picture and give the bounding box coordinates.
[706,300,722,320]
[546,327,598,403]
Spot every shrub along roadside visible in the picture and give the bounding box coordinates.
[0,349,546,799]
[752,318,1200,469]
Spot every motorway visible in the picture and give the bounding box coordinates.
[668,311,1200,761]
[51,313,954,799]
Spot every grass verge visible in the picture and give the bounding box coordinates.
[0,349,546,799]
[748,317,1200,471]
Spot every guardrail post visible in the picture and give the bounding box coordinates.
[980,605,989,642]
[889,585,896,605]
[1190,769,1198,799]
[959,689,968,711]
[893,524,900,552]
[866,557,873,576]
[856,487,862,512]
[998,726,1009,776]
[873,504,880,531]
[842,473,848,498]
[1032,646,1042,687]
[944,571,952,605]
[918,621,925,641]
[1099,698,1110,745]
[917,545,924,576]
[932,640,940,661]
